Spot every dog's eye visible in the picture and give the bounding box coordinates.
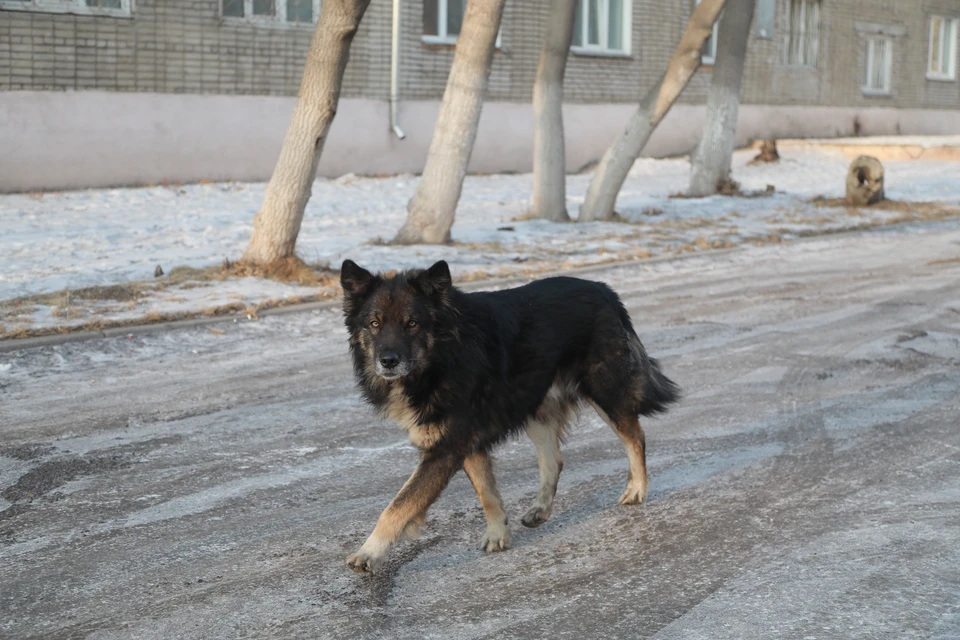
[369,320,380,329]
[407,320,418,328]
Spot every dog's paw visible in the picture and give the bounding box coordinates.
[346,550,385,574]
[479,524,511,553]
[617,483,648,505]
[520,506,550,528]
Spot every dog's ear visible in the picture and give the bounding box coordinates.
[412,260,452,297]
[341,260,375,299]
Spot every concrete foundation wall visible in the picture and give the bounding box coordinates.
[3,91,960,192]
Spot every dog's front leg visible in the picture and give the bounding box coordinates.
[347,452,461,574]
[463,451,510,552]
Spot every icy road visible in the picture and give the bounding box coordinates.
[2,223,960,639]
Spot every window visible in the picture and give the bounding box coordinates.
[0,0,131,16]
[784,0,820,67]
[696,0,719,65]
[422,0,502,47]
[571,0,631,55]
[928,16,958,80]
[423,0,466,43]
[221,0,320,26]
[863,37,892,95]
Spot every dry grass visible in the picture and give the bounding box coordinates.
[229,256,336,287]
[0,293,334,341]
[810,196,960,216]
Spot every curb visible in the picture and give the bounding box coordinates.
[0,246,741,354]
[1,216,956,354]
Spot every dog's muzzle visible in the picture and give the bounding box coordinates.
[375,352,414,379]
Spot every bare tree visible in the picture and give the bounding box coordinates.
[531,0,578,222]
[579,0,728,222]
[242,0,371,268]
[688,0,756,197]
[394,0,507,244]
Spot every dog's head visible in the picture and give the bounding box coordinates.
[341,259,453,381]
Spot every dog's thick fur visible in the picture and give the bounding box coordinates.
[341,259,679,573]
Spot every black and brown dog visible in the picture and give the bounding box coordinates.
[340,259,678,573]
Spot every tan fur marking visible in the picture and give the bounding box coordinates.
[347,453,460,573]
[463,451,510,552]
[588,402,649,505]
[522,418,564,528]
[383,384,447,449]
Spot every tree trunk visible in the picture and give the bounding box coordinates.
[531,0,578,222]
[394,0,506,244]
[579,0,727,222]
[688,0,756,197]
[242,0,371,266]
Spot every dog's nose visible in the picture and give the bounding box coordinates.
[379,352,400,369]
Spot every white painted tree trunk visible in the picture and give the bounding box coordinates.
[242,0,371,265]
[688,0,756,197]
[394,0,506,244]
[579,0,727,222]
[531,0,578,222]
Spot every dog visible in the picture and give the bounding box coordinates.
[340,259,679,574]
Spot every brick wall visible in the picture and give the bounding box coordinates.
[1,0,957,110]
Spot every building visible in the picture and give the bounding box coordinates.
[1,0,959,192]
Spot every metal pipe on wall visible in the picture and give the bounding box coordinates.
[390,0,406,139]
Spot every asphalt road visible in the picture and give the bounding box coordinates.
[2,223,959,639]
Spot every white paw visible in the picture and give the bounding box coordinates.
[618,482,648,505]
[347,540,389,573]
[346,548,386,574]
[521,505,551,528]
[480,523,511,552]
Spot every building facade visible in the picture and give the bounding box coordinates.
[1,0,959,191]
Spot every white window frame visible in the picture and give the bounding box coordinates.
[422,0,459,45]
[863,36,892,96]
[927,16,958,81]
[420,0,502,48]
[696,0,719,65]
[220,0,321,28]
[571,0,632,57]
[784,0,820,68]
[0,0,132,17]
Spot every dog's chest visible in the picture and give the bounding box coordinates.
[384,385,446,449]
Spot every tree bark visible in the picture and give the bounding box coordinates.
[394,0,507,244]
[242,0,371,266]
[531,0,578,222]
[579,0,727,222]
[688,0,756,197]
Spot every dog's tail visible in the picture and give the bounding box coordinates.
[618,302,680,416]
[637,354,680,416]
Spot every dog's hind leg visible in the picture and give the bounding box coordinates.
[463,451,511,552]
[521,419,564,528]
[613,415,648,504]
[347,452,460,574]
[592,405,648,505]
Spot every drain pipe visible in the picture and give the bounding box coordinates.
[390,0,406,139]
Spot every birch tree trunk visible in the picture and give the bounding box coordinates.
[531,0,578,222]
[394,0,506,244]
[579,0,727,222]
[242,0,371,266]
[688,0,756,197]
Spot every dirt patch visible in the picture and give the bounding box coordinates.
[1,455,129,505]
[0,444,56,461]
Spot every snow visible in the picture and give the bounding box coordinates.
[2,142,959,334]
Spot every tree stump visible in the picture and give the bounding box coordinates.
[845,155,885,206]
[750,139,780,164]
